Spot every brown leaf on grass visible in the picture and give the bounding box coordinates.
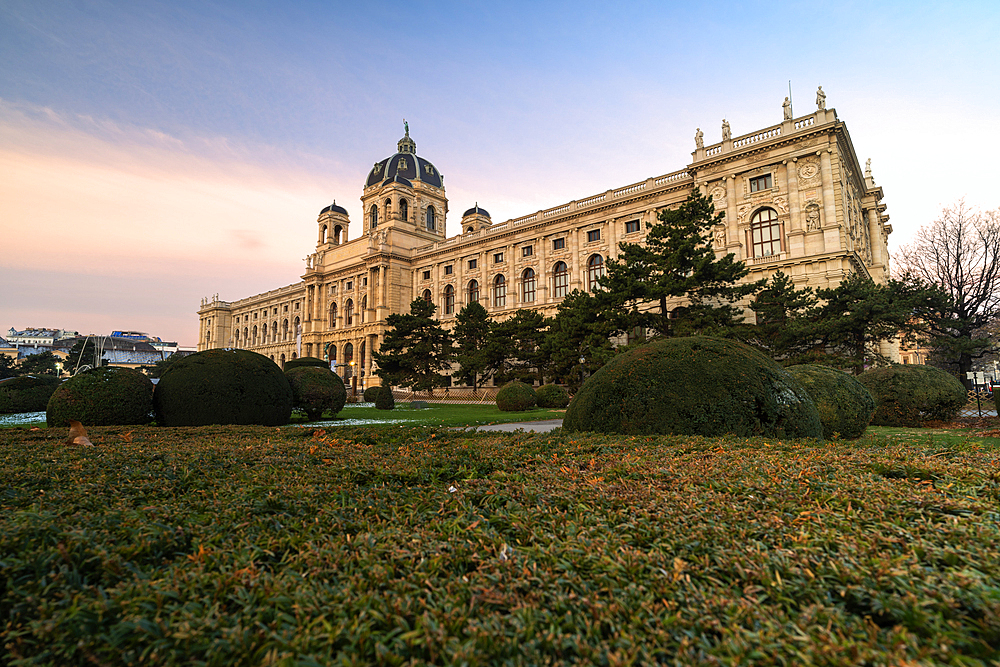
[64,421,93,447]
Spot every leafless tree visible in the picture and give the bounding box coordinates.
[896,200,1000,384]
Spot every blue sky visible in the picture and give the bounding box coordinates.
[2,0,998,344]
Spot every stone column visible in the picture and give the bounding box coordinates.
[570,227,582,291]
[785,160,804,258]
[867,208,884,270]
[819,150,837,253]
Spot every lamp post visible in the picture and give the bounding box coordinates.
[350,360,357,400]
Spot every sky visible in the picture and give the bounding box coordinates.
[2,0,998,346]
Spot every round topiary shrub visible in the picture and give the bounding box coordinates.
[563,336,822,438]
[363,386,380,403]
[285,366,347,421]
[536,383,570,408]
[283,356,329,372]
[0,375,61,414]
[496,381,537,412]
[153,349,292,426]
[785,364,876,439]
[374,385,395,411]
[858,364,967,427]
[47,367,154,427]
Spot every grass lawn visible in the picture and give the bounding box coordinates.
[2,422,1000,664]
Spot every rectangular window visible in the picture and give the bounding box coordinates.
[468,258,477,270]
[362,277,368,286]
[587,229,601,242]
[346,282,352,291]
[494,252,504,264]
[625,219,640,233]
[522,245,533,257]
[749,174,773,192]
[444,265,453,275]
[553,237,565,250]
[422,270,431,280]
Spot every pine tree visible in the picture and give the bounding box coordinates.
[18,351,60,376]
[493,309,549,384]
[745,271,820,364]
[373,298,454,394]
[453,301,503,392]
[598,191,762,338]
[541,289,616,390]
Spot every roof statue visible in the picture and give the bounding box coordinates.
[816,86,826,110]
[721,119,731,141]
[783,97,792,120]
[695,127,703,149]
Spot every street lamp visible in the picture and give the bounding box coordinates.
[349,360,357,400]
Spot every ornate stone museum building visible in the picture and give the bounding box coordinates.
[198,92,893,385]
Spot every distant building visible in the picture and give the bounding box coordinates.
[192,98,889,384]
[6,327,79,346]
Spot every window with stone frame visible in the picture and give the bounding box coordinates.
[522,245,533,257]
[553,237,565,250]
[749,207,782,257]
[443,285,455,314]
[587,254,604,291]
[749,174,773,193]
[625,219,640,234]
[522,268,536,302]
[587,229,601,243]
[493,275,506,308]
[467,279,480,303]
[553,262,569,298]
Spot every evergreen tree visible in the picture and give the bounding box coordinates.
[453,301,504,392]
[19,351,60,376]
[493,309,549,384]
[0,355,18,380]
[541,289,616,390]
[63,338,104,374]
[373,298,454,394]
[598,191,762,338]
[814,273,930,375]
[745,271,820,364]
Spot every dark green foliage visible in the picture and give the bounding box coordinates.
[564,336,822,438]
[285,366,346,421]
[0,355,17,380]
[363,386,380,402]
[18,351,59,376]
[495,381,537,412]
[373,299,454,393]
[746,271,820,363]
[152,349,292,426]
[785,364,876,439]
[3,425,999,664]
[541,289,616,391]
[453,301,503,391]
[63,338,104,373]
[535,383,570,408]
[283,356,329,372]
[598,192,762,338]
[374,385,395,410]
[0,376,60,414]
[493,309,549,384]
[46,368,153,427]
[858,364,968,426]
[146,354,181,378]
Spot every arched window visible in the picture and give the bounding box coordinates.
[467,279,480,303]
[329,302,337,329]
[369,204,378,229]
[587,254,604,292]
[522,268,536,303]
[282,319,289,341]
[234,328,240,346]
[384,198,392,221]
[252,325,258,345]
[422,289,432,303]
[321,224,328,244]
[399,198,408,222]
[293,317,300,337]
[243,327,249,345]
[553,261,569,298]
[360,341,366,375]
[493,275,506,308]
[291,352,297,360]
[443,285,455,314]
[750,207,782,257]
[333,225,343,244]
[271,321,278,340]
[328,344,337,365]
[467,226,474,233]
[345,299,354,326]
[426,206,436,231]
[280,353,286,368]
[360,296,367,323]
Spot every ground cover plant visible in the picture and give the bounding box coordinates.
[2,424,999,664]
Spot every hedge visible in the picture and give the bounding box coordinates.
[0,375,60,414]
[46,368,153,427]
[858,364,967,426]
[786,364,875,439]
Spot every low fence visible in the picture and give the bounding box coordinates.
[958,390,997,418]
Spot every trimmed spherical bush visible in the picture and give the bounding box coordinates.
[285,366,347,421]
[0,375,61,414]
[374,385,395,411]
[536,384,570,409]
[858,364,967,427]
[47,368,153,427]
[283,356,329,372]
[153,349,292,426]
[363,386,380,403]
[785,364,875,439]
[496,381,537,412]
[563,336,822,438]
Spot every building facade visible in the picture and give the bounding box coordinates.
[199,95,893,385]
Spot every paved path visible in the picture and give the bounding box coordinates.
[475,419,564,433]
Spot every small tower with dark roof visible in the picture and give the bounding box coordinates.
[461,204,492,234]
[317,200,350,247]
